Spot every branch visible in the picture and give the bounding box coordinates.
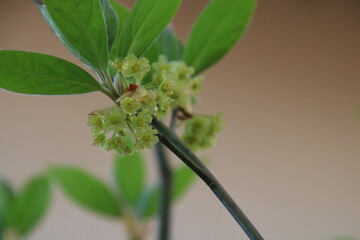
[151,118,264,240]
[154,143,173,240]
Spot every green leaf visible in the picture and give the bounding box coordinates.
[7,175,51,236]
[45,0,108,71]
[114,152,146,206]
[0,51,101,95]
[137,165,196,218]
[109,0,129,60]
[0,180,15,226]
[184,0,257,74]
[100,0,119,50]
[136,186,160,218]
[172,164,196,201]
[119,0,182,57]
[34,1,75,59]
[143,27,184,63]
[49,167,121,217]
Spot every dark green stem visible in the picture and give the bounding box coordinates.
[169,108,179,130]
[154,143,173,240]
[151,118,264,240]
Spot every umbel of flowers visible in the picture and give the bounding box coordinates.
[87,54,222,156]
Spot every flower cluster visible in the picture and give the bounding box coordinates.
[89,53,222,156]
[88,54,174,156]
[88,106,158,156]
[110,54,174,118]
[182,114,223,151]
[151,55,204,112]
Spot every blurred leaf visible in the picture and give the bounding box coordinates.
[114,152,146,206]
[0,180,15,227]
[49,167,121,217]
[143,27,184,63]
[119,0,182,57]
[100,0,119,50]
[172,164,196,201]
[109,0,129,60]
[45,0,108,71]
[137,164,196,218]
[0,50,101,95]
[137,186,161,218]
[7,175,51,236]
[184,0,257,74]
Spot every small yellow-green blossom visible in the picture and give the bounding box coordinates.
[152,55,171,72]
[173,62,195,81]
[182,114,223,151]
[135,129,159,149]
[93,133,106,147]
[140,90,157,112]
[111,54,151,81]
[131,110,152,128]
[152,70,168,85]
[103,106,127,132]
[88,114,104,133]
[160,79,174,96]
[120,97,142,115]
[190,76,204,95]
[154,91,174,117]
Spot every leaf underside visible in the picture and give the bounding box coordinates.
[49,167,122,217]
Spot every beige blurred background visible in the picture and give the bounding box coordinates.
[1,0,360,239]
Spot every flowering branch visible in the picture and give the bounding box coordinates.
[0,0,261,238]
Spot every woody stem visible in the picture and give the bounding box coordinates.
[151,118,264,240]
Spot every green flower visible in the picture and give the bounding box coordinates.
[87,114,104,133]
[190,76,204,94]
[105,136,125,152]
[173,62,194,81]
[141,90,157,113]
[135,129,159,149]
[155,91,174,116]
[208,114,222,136]
[182,114,222,151]
[131,110,152,128]
[152,70,168,85]
[92,133,106,147]
[109,57,124,72]
[121,54,151,81]
[160,79,174,96]
[103,106,127,132]
[152,55,171,72]
[120,97,142,115]
[171,88,192,112]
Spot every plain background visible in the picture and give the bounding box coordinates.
[0,0,359,239]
